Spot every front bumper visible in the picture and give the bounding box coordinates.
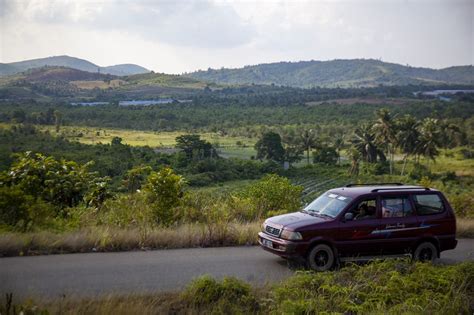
[258,231,307,258]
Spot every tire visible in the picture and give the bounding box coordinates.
[307,244,335,271]
[413,242,438,262]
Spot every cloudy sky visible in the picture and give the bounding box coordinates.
[0,0,472,73]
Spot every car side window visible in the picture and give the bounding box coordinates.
[381,196,413,218]
[351,199,377,220]
[413,194,444,215]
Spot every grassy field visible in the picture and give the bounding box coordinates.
[33,124,257,158]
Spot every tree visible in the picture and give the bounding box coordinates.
[333,133,345,165]
[417,118,441,166]
[348,148,361,176]
[122,165,152,193]
[313,145,338,165]
[298,128,318,165]
[175,134,216,160]
[395,115,420,175]
[144,167,185,226]
[281,129,303,167]
[239,174,303,219]
[111,136,123,146]
[373,109,397,174]
[54,110,62,133]
[255,132,285,163]
[2,152,110,211]
[351,124,378,163]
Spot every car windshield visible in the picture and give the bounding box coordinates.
[303,192,352,218]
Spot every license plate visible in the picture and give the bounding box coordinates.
[262,239,273,248]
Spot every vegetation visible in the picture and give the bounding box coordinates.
[188,59,474,88]
[4,260,473,314]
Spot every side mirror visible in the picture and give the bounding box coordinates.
[344,213,354,222]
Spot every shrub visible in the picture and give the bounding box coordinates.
[182,276,258,313]
[239,174,303,219]
[144,167,185,226]
[448,192,474,218]
[270,260,474,314]
[1,152,110,211]
[313,146,338,165]
[0,186,54,231]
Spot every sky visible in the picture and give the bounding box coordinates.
[0,0,472,74]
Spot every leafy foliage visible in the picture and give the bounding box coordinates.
[239,174,303,218]
[144,167,186,225]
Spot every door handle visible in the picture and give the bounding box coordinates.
[386,224,396,229]
[397,223,405,228]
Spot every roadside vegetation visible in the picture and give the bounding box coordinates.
[0,101,473,256]
[3,260,473,314]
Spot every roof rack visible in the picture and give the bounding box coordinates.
[345,183,404,187]
[371,187,430,192]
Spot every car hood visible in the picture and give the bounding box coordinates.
[266,211,331,229]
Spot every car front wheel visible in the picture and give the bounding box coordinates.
[307,244,334,271]
[413,242,438,262]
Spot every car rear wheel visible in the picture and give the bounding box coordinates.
[308,244,334,271]
[413,242,438,262]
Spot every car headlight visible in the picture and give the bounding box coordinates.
[280,229,303,240]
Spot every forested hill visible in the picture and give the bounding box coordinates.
[0,55,150,76]
[187,59,474,88]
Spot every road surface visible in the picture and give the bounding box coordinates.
[1,240,473,300]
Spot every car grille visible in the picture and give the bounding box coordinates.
[265,224,281,237]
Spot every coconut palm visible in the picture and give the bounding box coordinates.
[395,115,420,175]
[299,128,318,165]
[417,118,442,166]
[351,123,378,163]
[333,133,345,165]
[373,109,397,174]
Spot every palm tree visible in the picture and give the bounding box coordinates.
[395,115,420,175]
[299,128,318,165]
[439,120,462,152]
[373,109,397,174]
[348,147,360,176]
[351,123,378,163]
[417,118,442,166]
[333,133,345,165]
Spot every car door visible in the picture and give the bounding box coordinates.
[336,197,384,256]
[376,194,420,255]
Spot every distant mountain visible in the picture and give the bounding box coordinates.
[0,55,150,76]
[101,64,150,76]
[187,59,474,88]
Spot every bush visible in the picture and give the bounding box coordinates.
[408,163,433,180]
[182,276,258,314]
[448,192,473,218]
[1,152,110,211]
[239,174,303,219]
[270,260,474,314]
[0,186,54,231]
[144,167,185,226]
[313,146,338,165]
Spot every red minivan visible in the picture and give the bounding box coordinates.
[258,183,457,271]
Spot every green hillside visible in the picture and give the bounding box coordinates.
[0,55,149,76]
[187,59,474,88]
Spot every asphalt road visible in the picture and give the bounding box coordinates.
[1,240,473,300]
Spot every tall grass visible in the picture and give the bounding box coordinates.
[0,222,260,257]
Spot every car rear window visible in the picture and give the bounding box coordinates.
[381,196,413,218]
[413,194,444,215]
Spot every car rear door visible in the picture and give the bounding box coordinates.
[377,194,420,255]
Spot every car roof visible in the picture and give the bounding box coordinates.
[328,185,439,198]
